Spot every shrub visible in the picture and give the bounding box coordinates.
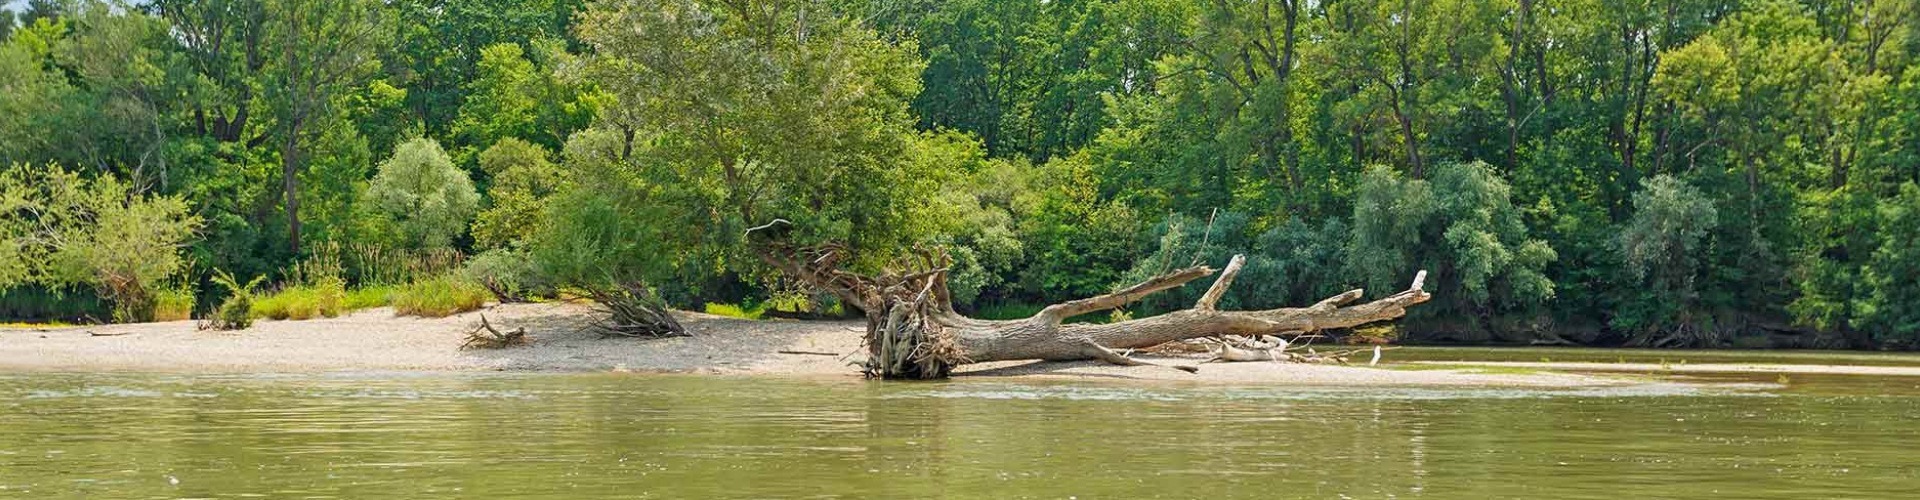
[206,270,265,330]
[391,275,490,318]
[252,277,347,320]
[461,248,549,302]
[1613,175,1721,345]
[1347,163,1556,339]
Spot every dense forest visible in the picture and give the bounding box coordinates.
[2,0,1917,349]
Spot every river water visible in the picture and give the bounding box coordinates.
[1,369,1916,498]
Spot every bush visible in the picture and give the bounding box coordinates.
[206,270,264,330]
[252,277,347,320]
[1347,163,1556,339]
[461,248,549,302]
[391,275,490,318]
[1613,175,1720,344]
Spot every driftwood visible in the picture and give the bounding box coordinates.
[753,228,1432,379]
[584,282,687,338]
[778,350,842,356]
[462,314,529,349]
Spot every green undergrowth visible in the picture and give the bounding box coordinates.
[703,302,762,320]
[152,287,195,322]
[971,302,1116,323]
[252,278,347,320]
[346,286,396,310]
[703,295,845,320]
[391,276,490,318]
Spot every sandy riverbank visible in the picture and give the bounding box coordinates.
[3,302,1865,386]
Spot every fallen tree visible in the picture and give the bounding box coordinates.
[755,230,1431,379]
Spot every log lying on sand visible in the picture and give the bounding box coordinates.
[759,236,1431,379]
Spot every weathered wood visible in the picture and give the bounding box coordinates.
[759,238,1432,378]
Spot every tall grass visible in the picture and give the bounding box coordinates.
[391,276,490,318]
[151,286,195,322]
[252,277,347,320]
[347,243,464,287]
[345,286,395,310]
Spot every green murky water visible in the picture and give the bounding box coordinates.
[2,367,1917,498]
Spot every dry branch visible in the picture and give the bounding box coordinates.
[462,314,529,349]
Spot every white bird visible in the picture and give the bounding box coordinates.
[1368,345,1382,366]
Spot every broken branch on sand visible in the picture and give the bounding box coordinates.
[462,314,529,349]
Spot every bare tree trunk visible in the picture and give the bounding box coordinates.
[281,125,302,255]
[945,256,1427,364]
[755,233,1432,380]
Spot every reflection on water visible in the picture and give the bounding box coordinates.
[1,372,1916,499]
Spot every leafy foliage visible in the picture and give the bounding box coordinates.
[471,137,565,250]
[0,164,201,322]
[1859,184,1920,347]
[391,275,489,318]
[364,138,480,250]
[1614,176,1721,344]
[3,0,1920,351]
[207,269,266,330]
[1347,163,1556,339]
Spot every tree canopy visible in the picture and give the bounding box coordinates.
[3,0,1919,349]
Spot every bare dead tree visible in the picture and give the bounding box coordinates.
[752,226,1431,379]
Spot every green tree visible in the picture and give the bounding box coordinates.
[576,0,939,266]
[0,164,201,322]
[364,138,479,250]
[449,40,596,164]
[260,0,388,255]
[1348,162,1555,340]
[472,137,566,250]
[1614,175,1720,345]
[1858,183,1920,347]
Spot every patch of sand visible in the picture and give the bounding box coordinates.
[0,302,1625,387]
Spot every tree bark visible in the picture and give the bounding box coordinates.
[281,125,302,255]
